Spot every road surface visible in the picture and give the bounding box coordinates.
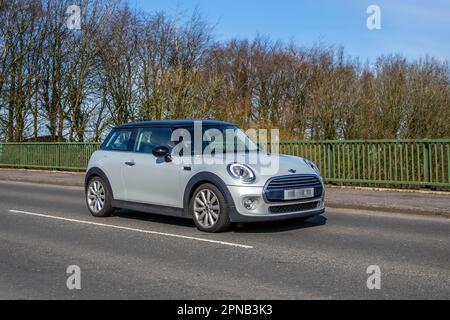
[0,181,449,299]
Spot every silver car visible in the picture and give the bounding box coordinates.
[85,120,325,232]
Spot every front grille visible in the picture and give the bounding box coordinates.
[269,201,320,214]
[266,174,321,190]
[264,174,323,202]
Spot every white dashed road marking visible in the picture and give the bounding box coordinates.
[7,209,254,249]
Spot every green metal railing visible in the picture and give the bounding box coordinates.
[0,140,449,188]
[0,143,100,171]
[276,139,450,188]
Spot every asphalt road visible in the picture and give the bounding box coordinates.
[0,181,449,300]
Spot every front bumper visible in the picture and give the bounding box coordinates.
[226,185,325,223]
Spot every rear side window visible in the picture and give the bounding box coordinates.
[102,129,135,152]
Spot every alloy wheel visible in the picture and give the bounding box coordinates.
[193,189,221,228]
[87,180,106,214]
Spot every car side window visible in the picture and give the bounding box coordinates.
[103,129,134,152]
[135,128,174,154]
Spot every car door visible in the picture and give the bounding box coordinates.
[123,127,182,208]
[100,128,137,200]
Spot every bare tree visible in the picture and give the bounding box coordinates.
[0,0,449,142]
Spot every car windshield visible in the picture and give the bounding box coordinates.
[174,125,260,155]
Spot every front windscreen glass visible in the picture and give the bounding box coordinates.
[174,125,259,155]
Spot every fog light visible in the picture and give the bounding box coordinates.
[317,196,325,208]
[243,197,258,210]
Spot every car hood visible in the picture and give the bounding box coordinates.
[195,152,320,187]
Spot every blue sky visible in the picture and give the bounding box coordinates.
[133,0,450,62]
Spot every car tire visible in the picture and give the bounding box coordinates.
[190,183,231,233]
[86,176,114,217]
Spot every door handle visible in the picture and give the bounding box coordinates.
[125,161,136,166]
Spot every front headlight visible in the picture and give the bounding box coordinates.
[227,163,256,183]
[304,159,321,175]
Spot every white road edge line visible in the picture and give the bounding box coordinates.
[7,209,254,249]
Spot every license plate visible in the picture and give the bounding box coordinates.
[284,188,314,200]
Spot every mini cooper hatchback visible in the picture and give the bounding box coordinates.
[85,120,325,232]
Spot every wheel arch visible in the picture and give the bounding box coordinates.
[85,167,114,199]
[183,172,237,219]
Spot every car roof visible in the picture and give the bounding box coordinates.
[114,120,236,129]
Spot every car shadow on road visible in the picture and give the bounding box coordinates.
[113,209,197,228]
[232,215,327,234]
[113,209,327,234]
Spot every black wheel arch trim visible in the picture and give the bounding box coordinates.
[85,167,114,199]
[183,172,240,221]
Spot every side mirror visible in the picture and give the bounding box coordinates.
[152,146,172,162]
